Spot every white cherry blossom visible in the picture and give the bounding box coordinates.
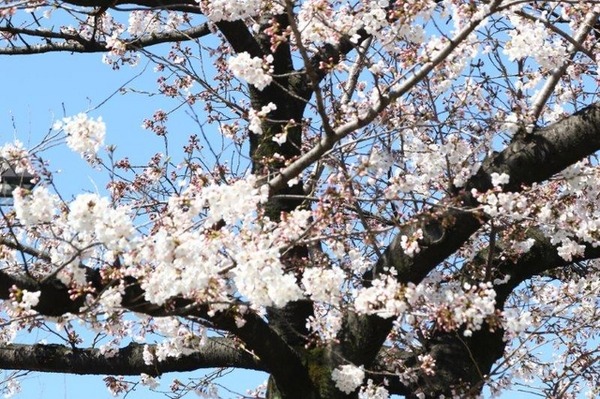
[331,364,365,394]
[53,113,106,160]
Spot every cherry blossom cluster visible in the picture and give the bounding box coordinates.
[331,364,365,394]
[301,266,345,304]
[53,113,106,162]
[504,14,567,70]
[305,303,343,342]
[359,379,389,399]
[127,10,186,37]
[12,186,56,225]
[6,286,40,316]
[296,0,359,45]
[354,275,407,319]
[247,102,277,135]
[0,141,33,175]
[228,52,274,91]
[12,185,134,287]
[2,379,20,399]
[295,0,436,48]
[471,160,600,264]
[355,276,497,337]
[198,0,282,22]
[142,317,206,364]
[495,271,600,396]
[127,175,309,308]
[474,189,530,220]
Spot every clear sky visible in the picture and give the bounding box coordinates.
[3,51,172,191]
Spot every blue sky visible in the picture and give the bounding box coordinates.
[3,52,168,192]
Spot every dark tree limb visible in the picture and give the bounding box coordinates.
[58,0,200,13]
[0,262,315,397]
[0,24,211,55]
[0,339,265,376]
[368,228,600,398]
[343,102,600,369]
[384,103,600,287]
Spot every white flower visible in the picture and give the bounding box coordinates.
[272,132,287,145]
[228,52,273,91]
[248,103,277,135]
[400,229,423,257]
[199,0,259,22]
[54,113,106,160]
[302,267,345,304]
[490,172,510,187]
[20,290,41,309]
[514,238,535,253]
[106,33,126,56]
[142,345,155,365]
[305,305,343,341]
[359,379,389,399]
[67,193,109,232]
[0,141,31,175]
[363,149,393,177]
[202,175,269,225]
[98,286,123,311]
[504,16,567,70]
[65,193,133,251]
[354,276,407,318]
[503,309,532,336]
[128,10,160,36]
[232,243,303,307]
[140,373,159,389]
[13,186,58,226]
[3,379,21,398]
[332,364,365,394]
[556,238,585,262]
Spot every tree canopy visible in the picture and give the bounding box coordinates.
[2,0,600,398]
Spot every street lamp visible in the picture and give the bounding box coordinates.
[0,159,36,199]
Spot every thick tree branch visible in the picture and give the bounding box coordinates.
[0,24,211,55]
[61,0,200,13]
[0,261,315,398]
[215,20,264,57]
[0,339,265,376]
[369,229,600,398]
[389,101,600,290]
[0,41,105,55]
[343,102,600,368]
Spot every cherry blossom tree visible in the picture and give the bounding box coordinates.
[2,0,600,398]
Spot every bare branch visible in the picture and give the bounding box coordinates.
[61,0,200,13]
